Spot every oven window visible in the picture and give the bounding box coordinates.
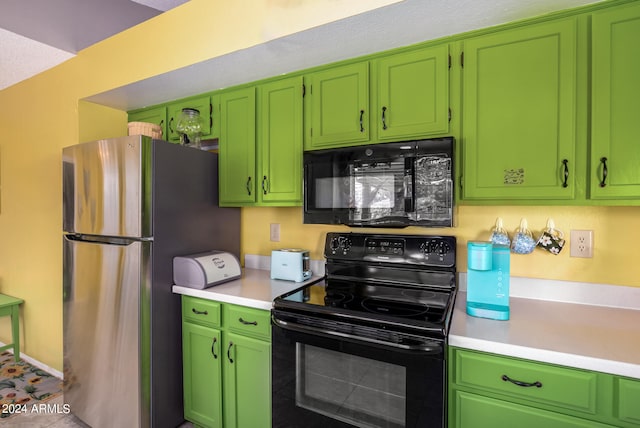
[296,344,406,428]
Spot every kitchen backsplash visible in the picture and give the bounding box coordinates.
[240,205,640,288]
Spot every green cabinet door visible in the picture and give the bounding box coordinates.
[590,2,640,200]
[223,333,271,428]
[462,18,577,200]
[167,95,213,142]
[377,44,449,140]
[182,322,223,428]
[219,88,257,205]
[616,377,640,425]
[210,93,221,140]
[128,106,167,140]
[453,391,614,428]
[258,77,303,205]
[306,62,369,149]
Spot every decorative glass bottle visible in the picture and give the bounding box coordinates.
[176,108,202,149]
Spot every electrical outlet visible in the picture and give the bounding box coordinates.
[570,230,593,258]
[270,223,280,242]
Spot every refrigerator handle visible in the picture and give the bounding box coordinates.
[64,234,143,246]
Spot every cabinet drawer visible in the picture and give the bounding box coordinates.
[182,296,221,327]
[617,377,640,424]
[453,350,598,414]
[226,305,270,340]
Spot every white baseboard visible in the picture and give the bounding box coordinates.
[0,342,63,379]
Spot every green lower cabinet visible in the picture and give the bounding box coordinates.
[616,377,640,425]
[182,322,223,427]
[454,391,613,428]
[181,296,271,428]
[449,348,640,428]
[223,333,271,428]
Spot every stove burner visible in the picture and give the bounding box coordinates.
[401,289,437,300]
[360,297,430,317]
[324,292,353,307]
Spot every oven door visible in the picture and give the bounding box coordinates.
[272,312,446,428]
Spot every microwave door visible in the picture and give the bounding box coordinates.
[352,160,407,226]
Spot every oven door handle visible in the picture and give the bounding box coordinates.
[272,316,442,354]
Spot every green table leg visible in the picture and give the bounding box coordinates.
[0,294,24,361]
[11,305,20,362]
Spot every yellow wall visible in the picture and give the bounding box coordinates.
[0,0,638,372]
[0,0,418,373]
[243,205,640,287]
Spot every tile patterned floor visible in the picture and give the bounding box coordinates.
[8,395,194,427]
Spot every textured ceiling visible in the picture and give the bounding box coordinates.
[0,0,189,90]
[88,0,605,111]
[2,0,605,106]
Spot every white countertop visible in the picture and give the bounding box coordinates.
[172,268,323,310]
[174,257,640,379]
[449,290,640,379]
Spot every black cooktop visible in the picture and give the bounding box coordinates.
[280,279,449,323]
[273,232,458,341]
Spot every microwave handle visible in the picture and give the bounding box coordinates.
[404,157,415,213]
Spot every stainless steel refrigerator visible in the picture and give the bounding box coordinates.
[62,135,240,428]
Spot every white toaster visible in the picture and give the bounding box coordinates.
[270,249,312,282]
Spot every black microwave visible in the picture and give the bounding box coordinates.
[303,137,454,228]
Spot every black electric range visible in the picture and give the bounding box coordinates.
[273,232,457,347]
[271,232,457,428]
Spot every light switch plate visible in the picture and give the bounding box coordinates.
[270,223,280,242]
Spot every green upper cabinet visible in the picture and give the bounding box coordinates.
[219,87,257,205]
[461,18,578,201]
[219,77,303,207]
[306,62,370,149]
[258,76,303,205]
[128,106,167,140]
[167,95,214,143]
[376,44,450,141]
[589,1,640,200]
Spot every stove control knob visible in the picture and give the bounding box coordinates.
[341,238,352,254]
[329,237,341,251]
[433,241,451,256]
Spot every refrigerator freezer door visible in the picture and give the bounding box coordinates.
[63,135,151,238]
[63,235,149,428]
